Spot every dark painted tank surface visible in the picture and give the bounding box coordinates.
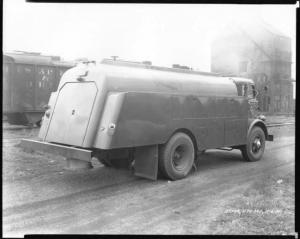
[39,60,248,150]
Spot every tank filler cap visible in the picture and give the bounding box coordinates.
[107,123,116,136]
[76,69,89,81]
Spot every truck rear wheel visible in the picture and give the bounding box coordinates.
[159,132,195,180]
[241,126,265,162]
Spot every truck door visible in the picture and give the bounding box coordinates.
[45,82,98,146]
[223,83,248,146]
[223,97,248,146]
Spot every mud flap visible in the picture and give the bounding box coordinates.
[267,134,274,141]
[134,145,158,180]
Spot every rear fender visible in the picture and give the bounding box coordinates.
[169,128,199,152]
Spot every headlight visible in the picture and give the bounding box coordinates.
[257,115,266,121]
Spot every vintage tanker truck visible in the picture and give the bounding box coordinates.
[21,59,273,180]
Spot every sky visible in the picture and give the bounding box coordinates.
[3,1,297,78]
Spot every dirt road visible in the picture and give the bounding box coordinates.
[3,125,295,236]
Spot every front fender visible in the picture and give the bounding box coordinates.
[248,119,273,141]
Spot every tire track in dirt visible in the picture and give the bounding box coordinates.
[62,159,295,234]
[4,159,294,235]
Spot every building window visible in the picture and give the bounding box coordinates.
[239,61,248,73]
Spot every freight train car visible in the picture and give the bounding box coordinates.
[3,51,75,125]
[21,59,273,181]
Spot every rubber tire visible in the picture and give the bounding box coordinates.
[241,126,266,162]
[159,132,195,180]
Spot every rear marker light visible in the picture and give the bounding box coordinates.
[109,123,116,129]
[45,110,51,118]
[107,123,116,136]
[43,104,50,110]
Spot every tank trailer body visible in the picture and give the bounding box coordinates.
[21,59,273,180]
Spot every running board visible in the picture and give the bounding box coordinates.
[217,147,234,151]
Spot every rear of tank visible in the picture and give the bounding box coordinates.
[38,64,107,148]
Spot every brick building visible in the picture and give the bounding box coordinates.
[211,20,294,113]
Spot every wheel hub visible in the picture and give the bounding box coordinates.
[172,145,187,169]
[252,137,261,153]
[173,151,182,160]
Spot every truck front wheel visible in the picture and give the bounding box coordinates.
[241,126,266,162]
[159,132,195,180]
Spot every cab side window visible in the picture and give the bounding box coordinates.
[236,84,243,96]
[243,84,248,97]
[235,82,256,98]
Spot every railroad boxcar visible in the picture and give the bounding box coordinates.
[3,51,75,125]
[21,59,273,180]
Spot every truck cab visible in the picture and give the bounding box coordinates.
[230,77,263,119]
